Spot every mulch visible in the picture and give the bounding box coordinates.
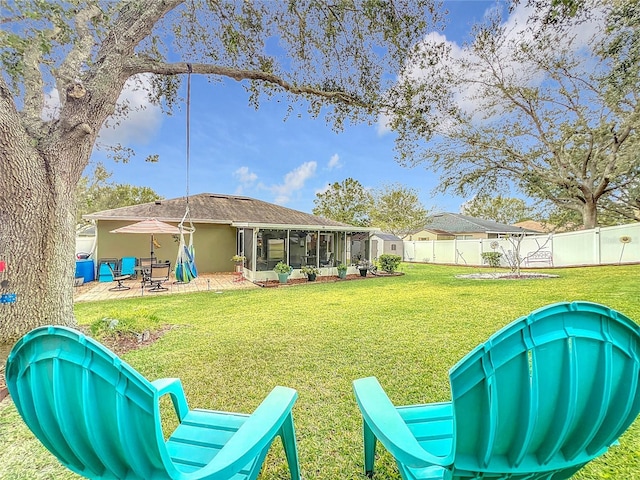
[256,271,402,288]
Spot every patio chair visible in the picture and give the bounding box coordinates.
[105,263,131,291]
[120,256,137,278]
[97,258,118,282]
[147,262,170,292]
[353,301,640,480]
[320,252,334,267]
[137,256,157,285]
[5,325,302,480]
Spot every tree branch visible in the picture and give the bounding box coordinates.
[94,0,183,66]
[56,4,103,96]
[122,59,369,108]
[21,33,46,133]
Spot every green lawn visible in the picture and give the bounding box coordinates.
[1,264,639,479]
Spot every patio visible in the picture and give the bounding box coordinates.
[74,273,258,302]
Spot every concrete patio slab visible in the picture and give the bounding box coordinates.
[74,273,257,302]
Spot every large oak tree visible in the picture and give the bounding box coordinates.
[0,0,442,342]
[388,0,639,230]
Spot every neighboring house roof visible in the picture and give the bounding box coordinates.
[373,233,403,241]
[422,228,454,236]
[512,220,548,233]
[424,213,536,234]
[513,220,578,233]
[84,193,368,230]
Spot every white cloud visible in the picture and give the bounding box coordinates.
[327,153,341,170]
[234,166,258,184]
[376,112,393,135]
[39,74,163,145]
[97,74,163,145]
[40,74,162,145]
[270,161,317,205]
[42,89,60,121]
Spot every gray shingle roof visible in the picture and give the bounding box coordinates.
[374,233,403,241]
[84,193,353,228]
[424,213,535,234]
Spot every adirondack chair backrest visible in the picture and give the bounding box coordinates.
[449,301,640,477]
[6,326,174,480]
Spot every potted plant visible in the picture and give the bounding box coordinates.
[357,260,371,277]
[273,261,292,283]
[300,265,319,281]
[230,254,245,274]
[336,263,348,279]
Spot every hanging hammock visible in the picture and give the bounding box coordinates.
[175,63,198,283]
[175,208,197,283]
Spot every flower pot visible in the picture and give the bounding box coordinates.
[277,273,289,284]
[338,270,347,279]
[359,268,368,277]
[307,273,317,281]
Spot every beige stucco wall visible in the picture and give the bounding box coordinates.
[95,220,237,273]
[404,230,455,241]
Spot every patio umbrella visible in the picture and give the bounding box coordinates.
[110,218,181,259]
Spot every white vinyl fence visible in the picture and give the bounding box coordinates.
[403,223,640,268]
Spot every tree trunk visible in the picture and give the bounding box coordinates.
[583,200,598,230]
[0,149,78,343]
[0,78,90,343]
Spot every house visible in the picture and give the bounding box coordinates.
[404,228,454,241]
[404,213,537,240]
[84,193,375,281]
[512,220,579,233]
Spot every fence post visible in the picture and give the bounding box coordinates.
[594,227,601,265]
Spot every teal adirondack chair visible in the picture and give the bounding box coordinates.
[353,301,640,480]
[5,326,301,480]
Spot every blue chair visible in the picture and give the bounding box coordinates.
[120,256,137,277]
[97,258,117,282]
[353,301,640,480]
[6,326,301,480]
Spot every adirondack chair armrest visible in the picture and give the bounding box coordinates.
[189,386,298,480]
[152,378,189,422]
[353,377,452,468]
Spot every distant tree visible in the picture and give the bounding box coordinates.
[312,178,372,227]
[461,195,534,225]
[369,183,429,238]
[76,163,162,224]
[0,1,443,341]
[388,0,640,230]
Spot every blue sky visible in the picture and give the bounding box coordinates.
[91,1,504,215]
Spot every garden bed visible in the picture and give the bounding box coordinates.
[456,272,559,280]
[256,271,403,287]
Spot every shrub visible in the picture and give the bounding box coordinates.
[379,254,402,273]
[481,251,503,268]
[336,263,348,273]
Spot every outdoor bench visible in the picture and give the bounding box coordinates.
[524,250,553,267]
